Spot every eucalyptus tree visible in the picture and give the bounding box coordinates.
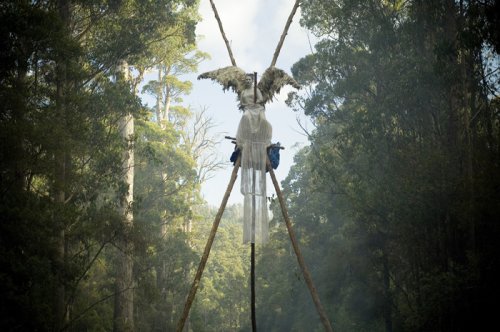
[0,0,201,330]
[280,0,500,330]
[0,1,131,329]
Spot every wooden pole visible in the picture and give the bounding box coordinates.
[251,242,256,332]
[209,0,237,66]
[271,0,301,67]
[253,72,257,103]
[176,157,241,332]
[250,72,258,332]
[267,160,334,332]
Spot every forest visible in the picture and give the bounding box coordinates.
[1,0,500,331]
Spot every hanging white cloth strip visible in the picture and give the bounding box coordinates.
[236,92,272,244]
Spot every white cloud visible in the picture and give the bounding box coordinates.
[197,0,262,70]
[196,0,314,73]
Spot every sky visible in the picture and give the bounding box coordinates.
[181,0,316,206]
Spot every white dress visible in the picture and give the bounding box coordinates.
[236,88,272,244]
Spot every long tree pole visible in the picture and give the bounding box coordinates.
[250,71,258,332]
[271,0,301,67]
[176,157,241,332]
[267,160,334,332]
[251,195,256,332]
[209,0,237,66]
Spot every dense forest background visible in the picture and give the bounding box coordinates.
[1,0,500,331]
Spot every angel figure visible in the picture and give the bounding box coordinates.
[198,66,300,244]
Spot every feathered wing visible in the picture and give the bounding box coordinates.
[197,66,247,95]
[257,66,300,104]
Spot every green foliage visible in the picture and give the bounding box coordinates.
[274,0,500,331]
[0,0,203,330]
[190,204,251,331]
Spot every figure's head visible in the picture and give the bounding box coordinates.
[245,74,254,87]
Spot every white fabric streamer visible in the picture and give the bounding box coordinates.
[236,85,272,244]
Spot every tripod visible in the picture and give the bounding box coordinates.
[176,149,333,332]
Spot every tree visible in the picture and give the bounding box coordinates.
[0,0,202,330]
[278,0,500,330]
[113,60,135,332]
[189,204,251,331]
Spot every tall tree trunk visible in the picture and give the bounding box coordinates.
[444,0,476,259]
[459,0,476,255]
[163,85,171,125]
[163,93,171,124]
[156,65,171,328]
[162,65,172,124]
[382,251,393,332]
[113,60,135,332]
[154,70,187,328]
[54,0,70,329]
[156,66,163,126]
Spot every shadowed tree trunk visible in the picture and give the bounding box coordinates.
[54,0,70,329]
[113,60,135,332]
